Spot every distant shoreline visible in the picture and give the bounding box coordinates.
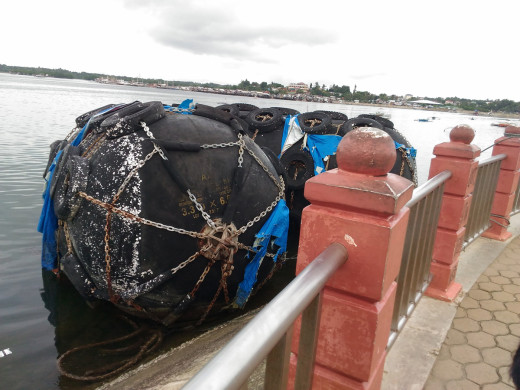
[343,101,520,120]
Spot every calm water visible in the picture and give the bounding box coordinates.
[0,73,511,389]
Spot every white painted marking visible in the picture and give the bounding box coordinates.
[344,234,357,247]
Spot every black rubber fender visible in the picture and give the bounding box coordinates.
[75,104,118,129]
[298,112,333,134]
[261,146,287,187]
[230,103,258,119]
[270,107,300,117]
[60,252,96,300]
[280,147,314,190]
[343,117,383,134]
[358,114,394,129]
[43,139,67,178]
[49,144,81,199]
[215,104,240,117]
[102,101,165,139]
[315,110,349,121]
[54,155,90,221]
[245,108,284,133]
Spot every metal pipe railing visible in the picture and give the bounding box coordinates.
[463,154,506,247]
[388,170,451,348]
[512,176,520,216]
[182,243,348,390]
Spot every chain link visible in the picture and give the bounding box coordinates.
[187,190,216,229]
[140,121,168,160]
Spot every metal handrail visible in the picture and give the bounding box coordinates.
[183,243,348,390]
[389,170,451,348]
[405,170,452,208]
[463,154,506,247]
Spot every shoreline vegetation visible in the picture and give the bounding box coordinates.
[2,64,519,119]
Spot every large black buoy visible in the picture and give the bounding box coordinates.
[45,101,288,327]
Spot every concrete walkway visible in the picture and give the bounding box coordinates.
[424,235,520,389]
[383,214,520,390]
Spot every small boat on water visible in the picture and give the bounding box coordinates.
[38,100,417,327]
[491,122,515,127]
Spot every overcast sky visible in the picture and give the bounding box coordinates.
[2,0,519,101]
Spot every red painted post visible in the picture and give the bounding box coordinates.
[288,128,414,390]
[425,125,480,301]
[482,125,520,240]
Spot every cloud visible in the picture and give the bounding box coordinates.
[124,0,336,62]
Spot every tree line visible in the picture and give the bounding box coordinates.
[1,64,519,114]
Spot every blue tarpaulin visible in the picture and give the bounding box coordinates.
[306,134,343,175]
[37,150,62,270]
[234,199,289,308]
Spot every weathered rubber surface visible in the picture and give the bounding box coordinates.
[298,111,333,134]
[54,155,89,221]
[280,144,314,190]
[245,108,284,133]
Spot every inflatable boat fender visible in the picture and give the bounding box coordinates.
[54,155,89,221]
[102,101,165,139]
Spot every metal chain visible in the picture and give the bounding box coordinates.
[140,122,168,160]
[78,192,206,240]
[187,189,216,229]
[113,148,158,202]
[200,140,241,149]
[237,134,244,167]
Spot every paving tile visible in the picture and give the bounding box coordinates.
[431,360,464,381]
[453,317,481,333]
[505,302,520,314]
[510,323,520,337]
[446,380,480,390]
[465,362,500,384]
[469,290,492,301]
[482,383,515,390]
[497,334,520,352]
[484,267,500,276]
[424,376,447,390]
[494,310,520,325]
[498,255,518,265]
[489,275,512,285]
[499,270,520,278]
[502,284,520,294]
[479,282,504,292]
[467,331,497,349]
[445,328,467,346]
[481,320,510,336]
[478,275,491,283]
[491,291,516,303]
[482,347,513,366]
[460,298,479,310]
[450,344,481,364]
[467,308,493,321]
[481,300,507,312]
[498,365,516,387]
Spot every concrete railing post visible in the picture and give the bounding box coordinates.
[288,128,414,390]
[425,125,480,301]
[482,125,520,241]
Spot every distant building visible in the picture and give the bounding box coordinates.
[403,94,413,101]
[287,82,310,93]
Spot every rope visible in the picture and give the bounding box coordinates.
[57,317,163,382]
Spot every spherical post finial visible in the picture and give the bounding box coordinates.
[336,128,396,176]
[449,125,475,144]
